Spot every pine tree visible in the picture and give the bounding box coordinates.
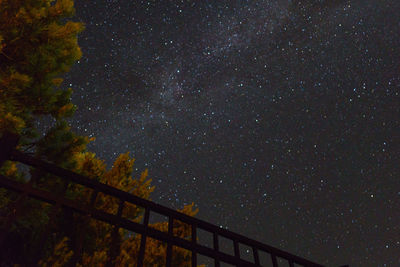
[0,0,197,265]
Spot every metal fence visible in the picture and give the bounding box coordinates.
[0,132,327,267]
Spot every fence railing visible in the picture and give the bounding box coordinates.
[0,132,329,267]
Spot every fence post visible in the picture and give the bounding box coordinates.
[0,131,19,167]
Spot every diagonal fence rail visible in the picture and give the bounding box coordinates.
[0,132,330,267]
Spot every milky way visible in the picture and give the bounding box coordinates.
[65,0,399,265]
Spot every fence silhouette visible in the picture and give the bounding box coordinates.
[0,132,331,267]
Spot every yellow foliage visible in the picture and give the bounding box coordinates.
[102,152,135,187]
[0,161,24,210]
[47,21,83,40]
[52,77,64,87]
[15,7,30,23]
[56,103,74,118]
[73,151,106,180]
[48,0,75,17]
[0,35,4,52]
[0,112,26,133]
[179,202,199,217]
[0,71,31,92]
[4,161,18,177]
[38,237,74,267]
[78,250,107,267]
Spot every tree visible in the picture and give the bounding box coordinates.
[0,0,197,265]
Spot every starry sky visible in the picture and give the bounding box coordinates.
[63,0,399,266]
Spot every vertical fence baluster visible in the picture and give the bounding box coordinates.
[69,189,99,266]
[32,179,70,265]
[288,259,294,267]
[137,208,150,267]
[191,224,197,267]
[271,254,278,267]
[253,246,260,266]
[166,216,174,267]
[0,178,34,247]
[106,199,125,267]
[234,239,240,266]
[213,233,220,267]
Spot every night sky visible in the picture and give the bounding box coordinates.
[63,1,399,266]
